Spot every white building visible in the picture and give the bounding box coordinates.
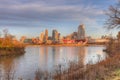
[77,24,86,40]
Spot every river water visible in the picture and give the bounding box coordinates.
[0,45,107,79]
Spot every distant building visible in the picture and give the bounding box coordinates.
[20,36,26,43]
[77,24,85,40]
[71,32,78,40]
[63,39,75,44]
[39,32,44,43]
[88,39,109,44]
[52,29,59,43]
[65,35,72,40]
[58,33,60,41]
[44,29,48,42]
[24,38,33,44]
[48,36,52,40]
[32,37,39,44]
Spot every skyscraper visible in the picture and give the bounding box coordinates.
[52,29,59,43]
[77,24,85,40]
[39,32,44,43]
[44,29,48,42]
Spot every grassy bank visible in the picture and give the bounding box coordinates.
[0,47,25,57]
[51,53,120,80]
[106,69,120,80]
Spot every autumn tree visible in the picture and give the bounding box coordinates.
[106,0,120,29]
[2,29,14,47]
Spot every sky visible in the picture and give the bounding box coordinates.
[0,0,119,39]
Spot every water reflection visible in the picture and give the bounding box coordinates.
[0,55,24,79]
[84,46,107,65]
[0,46,107,79]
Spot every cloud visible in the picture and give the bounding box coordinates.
[0,1,105,27]
[0,0,117,38]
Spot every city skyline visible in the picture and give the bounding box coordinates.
[20,24,87,44]
[0,0,119,39]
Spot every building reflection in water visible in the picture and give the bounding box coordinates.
[39,46,107,71]
[39,46,61,72]
[39,46,48,71]
[77,47,86,65]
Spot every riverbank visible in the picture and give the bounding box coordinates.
[24,43,105,47]
[53,52,120,80]
[106,69,120,80]
[25,44,87,47]
[0,47,25,57]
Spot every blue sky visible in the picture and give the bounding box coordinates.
[0,0,119,39]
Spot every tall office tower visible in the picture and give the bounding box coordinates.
[44,29,48,42]
[52,29,58,42]
[77,24,86,40]
[40,32,44,43]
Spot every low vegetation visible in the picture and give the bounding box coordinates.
[0,29,25,57]
[53,53,120,80]
[105,32,120,56]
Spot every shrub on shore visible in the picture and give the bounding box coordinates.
[0,47,25,57]
[0,29,25,57]
[105,32,120,56]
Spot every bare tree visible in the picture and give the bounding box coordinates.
[105,0,120,29]
[3,29,9,38]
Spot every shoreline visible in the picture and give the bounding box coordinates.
[0,47,25,57]
[53,52,120,80]
[24,43,105,47]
